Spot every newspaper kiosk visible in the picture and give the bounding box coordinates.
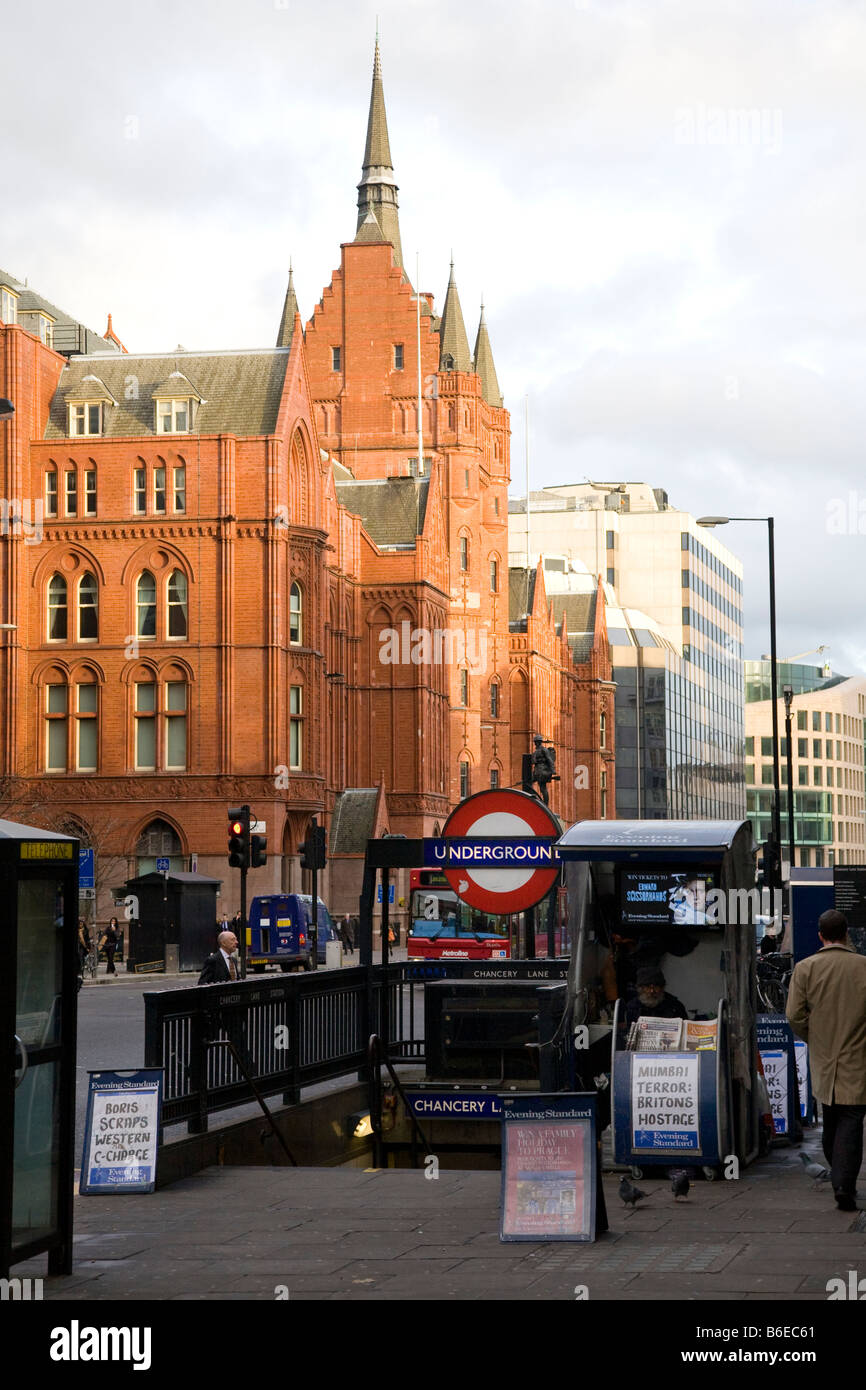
[556,820,760,1177]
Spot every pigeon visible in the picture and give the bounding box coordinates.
[670,1169,690,1200]
[798,1152,830,1188]
[619,1175,648,1213]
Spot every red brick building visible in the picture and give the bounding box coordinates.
[0,42,613,926]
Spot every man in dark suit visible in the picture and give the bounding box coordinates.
[198,930,239,984]
[196,929,256,1076]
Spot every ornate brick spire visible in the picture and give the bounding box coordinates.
[438,258,471,371]
[276,260,300,348]
[356,38,403,267]
[473,299,502,407]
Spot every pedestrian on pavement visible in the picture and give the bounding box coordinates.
[77,918,92,974]
[787,909,866,1211]
[198,930,240,984]
[218,911,230,932]
[232,910,243,934]
[102,916,120,975]
[340,915,354,955]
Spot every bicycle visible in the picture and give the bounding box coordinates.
[81,944,99,981]
[756,951,793,1014]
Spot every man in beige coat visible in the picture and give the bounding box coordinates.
[787,910,866,1211]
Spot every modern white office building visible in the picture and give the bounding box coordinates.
[509,483,746,821]
[745,661,866,866]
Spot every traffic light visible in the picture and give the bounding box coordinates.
[250,833,267,869]
[228,806,250,869]
[761,833,782,891]
[299,817,327,871]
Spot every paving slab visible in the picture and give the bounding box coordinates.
[14,1146,866,1304]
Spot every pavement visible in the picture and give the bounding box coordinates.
[17,1133,866,1302]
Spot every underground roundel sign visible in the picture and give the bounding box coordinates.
[440,789,560,914]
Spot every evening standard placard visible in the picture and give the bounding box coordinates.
[80,1070,163,1194]
[632,1053,700,1151]
[760,1049,789,1134]
[500,1094,596,1242]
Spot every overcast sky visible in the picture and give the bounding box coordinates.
[3,0,865,674]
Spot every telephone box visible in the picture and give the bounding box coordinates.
[1,819,79,1278]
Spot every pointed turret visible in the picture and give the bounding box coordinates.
[473,299,503,407]
[276,261,300,348]
[438,258,471,371]
[355,38,403,267]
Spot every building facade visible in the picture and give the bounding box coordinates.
[745,661,866,867]
[0,42,612,926]
[509,482,746,820]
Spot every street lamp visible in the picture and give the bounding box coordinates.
[782,684,796,872]
[696,515,782,881]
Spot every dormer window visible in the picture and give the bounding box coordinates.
[157,399,190,434]
[69,402,102,436]
[37,314,54,348]
[65,375,114,436]
[152,370,202,435]
[0,287,18,324]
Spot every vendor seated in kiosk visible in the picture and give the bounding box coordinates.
[624,966,689,1026]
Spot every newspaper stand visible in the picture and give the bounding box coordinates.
[556,820,760,1177]
[756,1013,802,1144]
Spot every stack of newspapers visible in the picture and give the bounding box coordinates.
[626,1017,718,1052]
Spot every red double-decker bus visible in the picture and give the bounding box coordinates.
[407,869,511,960]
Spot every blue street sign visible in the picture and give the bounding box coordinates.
[376,883,396,904]
[405,1090,503,1119]
[156,857,170,873]
[79,847,95,890]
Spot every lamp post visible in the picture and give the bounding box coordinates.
[782,684,796,871]
[697,516,782,880]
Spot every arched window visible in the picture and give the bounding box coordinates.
[78,574,98,641]
[45,468,58,517]
[459,536,469,572]
[133,671,187,770]
[290,683,303,768]
[490,680,500,719]
[167,570,188,638]
[290,582,303,645]
[75,675,98,771]
[47,574,68,641]
[459,668,469,707]
[136,572,156,638]
[45,678,68,770]
[459,760,470,800]
[135,818,183,875]
[489,556,499,593]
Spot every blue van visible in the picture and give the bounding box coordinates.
[247,893,338,971]
[247,894,311,972]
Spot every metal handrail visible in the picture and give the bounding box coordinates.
[367,1033,432,1168]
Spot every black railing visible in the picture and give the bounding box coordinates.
[144,959,569,1132]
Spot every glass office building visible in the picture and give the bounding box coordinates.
[513,483,746,821]
[745,661,866,866]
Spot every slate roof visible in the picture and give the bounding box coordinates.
[335,476,429,546]
[44,350,290,439]
[439,261,471,371]
[557,591,598,664]
[330,789,380,854]
[508,567,537,627]
[0,267,120,356]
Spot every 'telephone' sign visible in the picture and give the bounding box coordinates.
[20,841,75,860]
